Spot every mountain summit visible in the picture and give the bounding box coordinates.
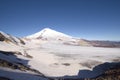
[26,28,72,41]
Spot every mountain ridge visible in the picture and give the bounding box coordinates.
[0,31,25,45]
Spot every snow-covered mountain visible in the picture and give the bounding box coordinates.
[26,28,73,41]
[24,28,92,46]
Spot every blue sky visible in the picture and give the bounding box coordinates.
[0,0,120,41]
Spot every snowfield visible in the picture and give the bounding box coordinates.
[24,41,120,76]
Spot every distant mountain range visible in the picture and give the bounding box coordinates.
[0,28,120,47]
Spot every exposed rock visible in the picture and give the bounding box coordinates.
[18,38,25,45]
[62,63,70,66]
